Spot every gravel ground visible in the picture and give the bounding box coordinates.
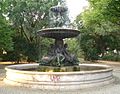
[0,62,120,94]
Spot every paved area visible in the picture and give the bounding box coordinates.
[0,61,120,94]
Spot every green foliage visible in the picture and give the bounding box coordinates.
[3,0,59,42]
[77,33,100,60]
[1,0,59,62]
[75,0,120,61]
[0,15,13,56]
[102,52,120,61]
[78,0,120,35]
[65,38,84,58]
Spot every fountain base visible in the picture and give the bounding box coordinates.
[4,64,114,91]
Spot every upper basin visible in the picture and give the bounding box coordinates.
[37,28,80,39]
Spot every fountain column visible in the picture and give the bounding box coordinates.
[38,2,79,67]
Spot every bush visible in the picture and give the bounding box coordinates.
[78,33,101,61]
[102,52,120,61]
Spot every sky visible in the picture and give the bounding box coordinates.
[66,0,89,21]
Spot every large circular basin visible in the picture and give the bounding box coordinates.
[4,64,113,91]
[37,28,80,39]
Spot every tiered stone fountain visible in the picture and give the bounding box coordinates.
[4,2,113,91]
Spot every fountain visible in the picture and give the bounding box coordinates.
[4,1,113,91]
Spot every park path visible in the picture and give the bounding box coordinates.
[0,61,120,94]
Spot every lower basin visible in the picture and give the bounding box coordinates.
[4,64,114,90]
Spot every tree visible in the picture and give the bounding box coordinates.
[75,0,120,61]
[0,6,13,61]
[1,0,59,62]
[3,0,59,42]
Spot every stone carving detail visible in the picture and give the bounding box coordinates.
[40,39,79,67]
